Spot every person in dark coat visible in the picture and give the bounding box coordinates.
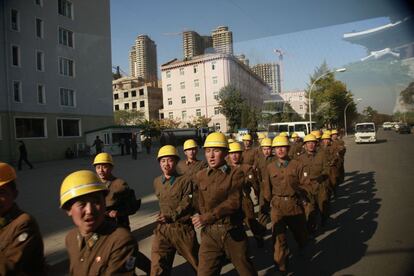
[18,141,33,170]
[91,136,104,154]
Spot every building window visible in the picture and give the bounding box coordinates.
[168,112,173,119]
[13,81,22,103]
[58,0,73,19]
[194,79,199,87]
[15,118,46,138]
[123,92,129,98]
[37,84,45,104]
[300,105,303,110]
[60,88,75,107]
[181,96,186,104]
[114,93,119,100]
[139,88,144,96]
[35,18,44,38]
[11,45,20,67]
[196,109,201,117]
[167,84,172,92]
[213,92,219,100]
[10,9,20,31]
[179,68,184,75]
[180,82,185,89]
[215,123,221,131]
[182,111,187,119]
[193,65,198,73]
[140,101,145,108]
[214,107,220,115]
[124,103,129,110]
[114,104,119,110]
[212,62,216,70]
[299,96,303,101]
[58,27,74,47]
[59,57,74,77]
[168,98,172,105]
[195,94,200,102]
[166,70,171,78]
[132,102,137,109]
[57,118,80,137]
[131,90,137,97]
[36,50,44,71]
[212,76,218,84]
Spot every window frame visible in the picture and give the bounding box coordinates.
[12,80,22,103]
[58,26,74,48]
[11,44,21,67]
[58,0,73,19]
[196,109,201,117]
[168,98,172,105]
[14,116,47,139]
[10,9,20,32]
[37,84,46,105]
[36,50,45,72]
[59,87,76,107]
[35,17,44,39]
[181,96,186,104]
[195,94,200,102]
[58,57,75,77]
[56,117,81,138]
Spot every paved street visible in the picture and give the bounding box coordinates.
[15,130,414,275]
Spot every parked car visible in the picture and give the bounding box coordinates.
[397,124,411,134]
[355,122,376,143]
[382,122,393,130]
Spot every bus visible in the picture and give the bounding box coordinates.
[268,121,316,138]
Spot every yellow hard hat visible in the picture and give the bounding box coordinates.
[60,170,107,208]
[291,133,299,138]
[311,130,321,139]
[279,132,288,137]
[227,138,235,144]
[242,134,252,141]
[228,142,243,153]
[0,162,17,186]
[203,132,228,148]
[323,130,332,136]
[331,130,338,135]
[258,133,266,139]
[304,134,317,143]
[157,145,179,160]
[321,133,331,140]
[183,139,198,151]
[272,136,289,147]
[260,138,272,147]
[93,152,114,166]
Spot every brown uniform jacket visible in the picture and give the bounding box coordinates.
[176,159,207,179]
[288,141,304,160]
[296,150,330,194]
[66,221,137,275]
[195,164,244,227]
[331,139,346,158]
[229,163,259,196]
[153,173,194,223]
[242,148,256,166]
[263,159,306,216]
[0,204,45,275]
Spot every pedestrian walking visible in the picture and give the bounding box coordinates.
[91,136,104,155]
[0,162,45,275]
[17,141,33,170]
[131,135,138,160]
[60,170,138,275]
[119,138,125,156]
[143,136,152,155]
[192,132,257,276]
[125,138,131,155]
[263,136,308,273]
[93,152,151,274]
[150,145,199,275]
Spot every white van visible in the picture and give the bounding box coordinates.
[355,122,376,143]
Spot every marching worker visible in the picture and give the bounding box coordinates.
[60,170,138,275]
[331,130,346,184]
[151,145,199,275]
[176,139,207,177]
[311,130,322,142]
[227,142,265,248]
[297,134,330,231]
[288,132,304,159]
[263,136,308,273]
[242,134,256,166]
[0,162,45,275]
[192,132,257,276]
[320,132,340,193]
[253,137,275,231]
[92,152,151,274]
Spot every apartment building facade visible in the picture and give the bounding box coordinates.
[112,77,163,121]
[161,53,270,132]
[280,90,307,118]
[0,0,113,162]
[129,34,157,82]
[211,26,233,55]
[251,63,282,94]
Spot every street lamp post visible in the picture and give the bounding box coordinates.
[308,68,346,131]
[344,98,362,137]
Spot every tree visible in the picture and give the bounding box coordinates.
[218,85,245,132]
[362,106,377,122]
[306,62,357,128]
[157,118,181,129]
[114,110,144,125]
[186,116,212,128]
[139,120,160,138]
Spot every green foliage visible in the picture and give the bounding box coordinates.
[218,85,245,132]
[186,116,212,128]
[139,120,160,138]
[306,62,357,128]
[359,106,394,125]
[114,110,144,125]
[400,82,414,105]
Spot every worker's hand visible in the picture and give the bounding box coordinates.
[157,213,169,224]
[108,210,118,218]
[191,214,204,229]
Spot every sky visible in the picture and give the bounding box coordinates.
[110,0,411,114]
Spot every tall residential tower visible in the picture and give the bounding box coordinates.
[129,35,157,82]
[251,63,282,94]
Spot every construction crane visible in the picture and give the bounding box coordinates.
[273,48,286,93]
[112,66,128,77]
[273,48,285,62]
